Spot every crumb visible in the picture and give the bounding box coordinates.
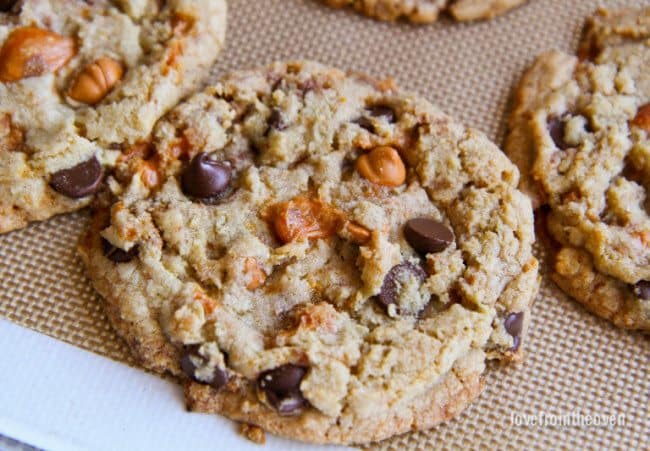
[239,423,266,445]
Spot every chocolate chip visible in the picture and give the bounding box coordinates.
[633,281,650,300]
[181,153,231,201]
[259,364,305,393]
[377,262,427,309]
[266,108,287,133]
[548,117,570,150]
[258,364,307,415]
[299,78,316,94]
[49,156,103,198]
[354,104,396,133]
[0,0,18,12]
[368,105,396,122]
[404,218,454,255]
[354,116,375,132]
[265,391,306,415]
[504,312,524,351]
[180,350,198,377]
[101,238,138,263]
[180,348,229,390]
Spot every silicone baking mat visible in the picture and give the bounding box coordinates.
[0,0,648,448]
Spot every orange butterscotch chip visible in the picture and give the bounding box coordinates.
[193,290,217,315]
[269,196,344,244]
[631,103,650,133]
[0,27,75,82]
[117,142,164,189]
[119,141,154,163]
[634,230,650,248]
[68,57,123,105]
[344,221,371,245]
[356,146,406,187]
[162,40,184,76]
[244,258,267,290]
[138,160,160,189]
[172,12,196,35]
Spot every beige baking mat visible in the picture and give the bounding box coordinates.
[1,0,648,448]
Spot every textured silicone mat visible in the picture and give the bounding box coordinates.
[0,0,648,449]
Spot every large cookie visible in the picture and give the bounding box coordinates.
[0,0,226,233]
[505,8,650,331]
[79,61,539,444]
[321,0,527,23]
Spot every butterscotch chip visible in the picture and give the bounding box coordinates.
[0,0,226,234]
[505,7,650,331]
[0,27,75,82]
[79,61,538,445]
[269,196,343,244]
[355,146,406,187]
[244,258,267,291]
[344,221,372,245]
[68,57,123,105]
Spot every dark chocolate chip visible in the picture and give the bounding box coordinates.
[180,348,229,389]
[353,116,375,133]
[180,351,198,378]
[548,117,570,150]
[404,218,454,255]
[367,104,396,122]
[633,281,650,300]
[353,104,396,133]
[0,0,18,12]
[101,238,138,263]
[258,364,307,415]
[266,108,287,133]
[504,312,524,351]
[181,153,231,200]
[259,364,305,393]
[49,156,103,198]
[265,390,306,415]
[377,262,427,309]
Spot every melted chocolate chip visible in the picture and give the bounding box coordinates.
[180,348,229,389]
[49,157,103,198]
[101,238,138,263]
[266,391,306,415]
[299,78,316,94]
[633,281,650,300]
[504,312,524,351]
[354,116,375,132]
[0,0,18,12]
[404,218,454,255]
[377,262,427,310]
[548,117,570,150]
[258,364,307,415]
[354,104,396,133]
[368,104,396,122]
[180,351,198,377]
[181,153,232,201]
[266,108,287,133]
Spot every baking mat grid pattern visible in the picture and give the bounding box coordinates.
[0,0,648,448]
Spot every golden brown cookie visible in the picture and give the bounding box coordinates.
[321,0,527,23]
[0,0,226,233]
[79,61,539,444]
[505,8,650,331]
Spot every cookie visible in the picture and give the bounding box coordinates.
[505,8,650,331]
[321,0,527,23]
[0,0,226,233]
[79,61,539,444]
